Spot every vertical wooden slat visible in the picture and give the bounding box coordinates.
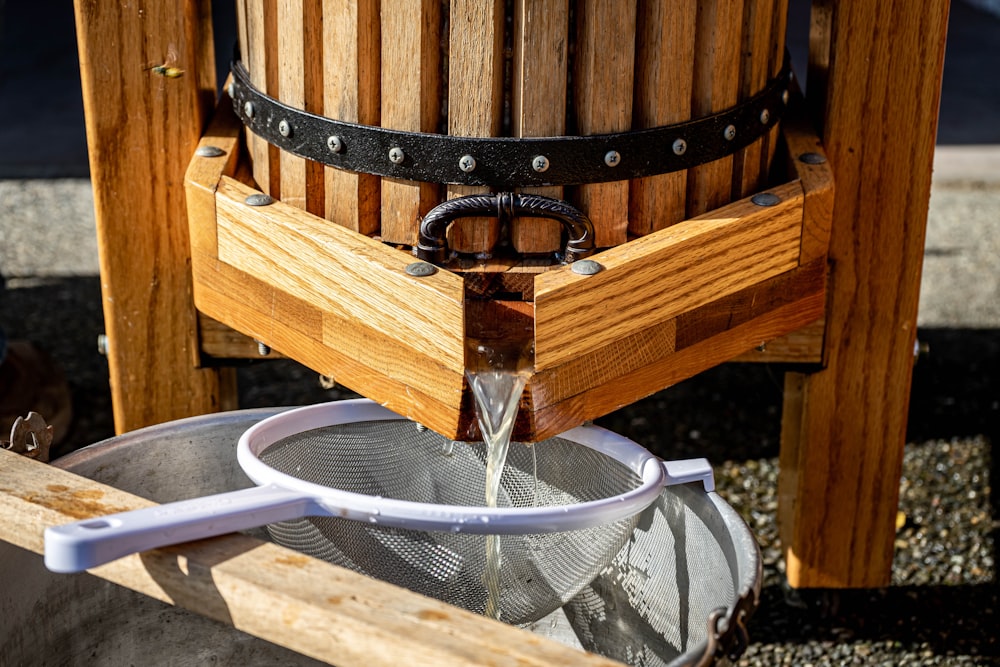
[73,0,231,432]
[572,0,637,248]
[686,0,744,218]
[302,2,326,217]
[235,0,249,70]
[510,0,568,255]
[380,0,442,246]
[779,0,949,588]
[629,0,696,236]
[324,0,381,234]
[732,0,775,199]
[245,2,273,195]
[763,0,790,177]
[446,0,506,255]
[277,0,307,210]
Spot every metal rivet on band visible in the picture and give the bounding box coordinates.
[227,82,235,98]
[782,90,790,105]
[760,109,770,124]
[389,147,405,164]
[459,155,477,173]
[604,150,621,167]
[723,125,737,141]
[245,193,275,206]
[195,145,225,158]
[799,152,827,165]
[751,192,781,207]
[278,119,292,137]
[571,259,604,276]
[327,136,343,153]
[243,101,255,119]
[532,155,550,173]
[405,262,437,277]
[672,138,688,156]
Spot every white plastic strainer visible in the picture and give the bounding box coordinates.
[45,399,711,624]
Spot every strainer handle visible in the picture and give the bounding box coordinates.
[44,485,317,573]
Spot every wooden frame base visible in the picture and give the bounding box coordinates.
[185,95,832,442]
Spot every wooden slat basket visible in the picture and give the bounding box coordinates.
[186,0,832,441]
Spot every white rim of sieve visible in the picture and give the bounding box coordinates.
[236,398,666,535]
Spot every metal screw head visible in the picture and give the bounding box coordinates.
[405,261,437,277]
[723,125,737,141]
[243,101,255,119]
[760,108,771,124]
[604,150,621,167]
[782,90,790,105]
[458,155,477,173]
[799,152,827,165]
[256,341,271,356]
[245,193,275,206]
[532,155,550,173]
[327,135,343,153]
[389,147,405,164]
[195,145,225,158]
[571,259,604,276]
[672,138,688,156]
[751,192,781,207]
[278,119,292,137]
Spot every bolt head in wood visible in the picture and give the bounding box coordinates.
[571,259,603,276]
[751,192,781,207]
[195,145,226,158]
[245,194,275,206]
[405,262,437,277]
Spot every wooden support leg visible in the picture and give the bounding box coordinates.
[74,1,235,433]
[778,0,950,588]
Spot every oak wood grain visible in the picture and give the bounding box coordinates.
[0,450,623,667]
[510,0,568,254]
[571,0,637,247]
[379,0,442,246]
[779,0,949,588]
[446,0,505,254]
[74,0,231,431]
[534,181,803,371]
[629,0,696,236]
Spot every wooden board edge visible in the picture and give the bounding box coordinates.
[0,450,624,667]
[533,180,805,370]
[524,288,827,441]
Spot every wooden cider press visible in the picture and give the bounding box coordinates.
[185,2,832,443]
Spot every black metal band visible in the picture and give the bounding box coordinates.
[230,58,791,190]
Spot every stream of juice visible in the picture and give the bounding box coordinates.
[466,342,530,621]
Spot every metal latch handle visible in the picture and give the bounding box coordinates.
[414,192,595,265]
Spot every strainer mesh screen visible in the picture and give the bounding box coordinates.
[257,420,643,625]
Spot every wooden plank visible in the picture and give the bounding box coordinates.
[245,1,278,195]
[731,317,825,364]
[510,0,568,254]
[526,288,825,440]
[764,0,790,175]
[528,258,823,411]
[73,0,230,432]
[733,0,775,199]
[191,254,466,437]
[571,0,637,247]
[534,181,803,371]
[324,0,380,234]
[783,90,834,265]
[779,0,949,588]
[629,0,696,236]
[686,0,744,217]
[0,450,624,667]
[446,0,506,255]
[214,177,466,370]
[379,0,442,246]
[277,0,307,210]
